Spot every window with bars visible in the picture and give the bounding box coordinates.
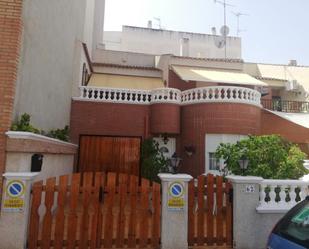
[209,152,220,171]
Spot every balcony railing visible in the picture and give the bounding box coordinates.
[181,86,261,106]
[76,86,261,107]
[77,86,181,104]
[256,179,309,213]
[261,99,309,113]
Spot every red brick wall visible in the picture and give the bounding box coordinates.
[0,0,23,186]
[180,103,261,176]
[261,110,309,144]
[150,103,180,134]
[71,101,309,177]
[70,101,150,144]
[168,70,196,91]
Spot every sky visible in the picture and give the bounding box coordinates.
[104,0,309,65]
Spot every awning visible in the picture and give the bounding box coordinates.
[172,65,268,86]
[256,64,309,92]
[267,110,309,129]
[254,76,286,88]
[88,73,164,90]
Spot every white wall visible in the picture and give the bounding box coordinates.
[14,0,102,131]
[104,26,241,59]
[93,48,156,66]
[83,0,96,57]
[6,153,74,182]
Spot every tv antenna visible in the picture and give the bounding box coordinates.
[214,0,235,59]
[232,11,249,36]
[153,17,163,29]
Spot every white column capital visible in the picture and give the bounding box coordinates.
[3,172,39,181]
[158,173,193,182]
[226,175,264,184]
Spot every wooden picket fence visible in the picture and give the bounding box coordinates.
[188,174,233,247]
[28,172,161,249]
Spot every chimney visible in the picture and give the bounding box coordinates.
[289,60,297,66]
[92,0,105,56]
[180,38,190,57]
[147,20,152,29]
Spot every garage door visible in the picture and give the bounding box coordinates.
[78,136,141,175]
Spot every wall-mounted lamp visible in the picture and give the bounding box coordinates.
[238,155,249,176]
[161,133,169,144]
[169,152,182,174]
[184,145,196,157]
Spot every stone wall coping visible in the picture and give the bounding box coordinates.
[256,206,291,214]
[262,179,309,185]
[3,172,39,180]
[226,175,264,184]
[6,131,77,147]
[6,131,78,154]
[158,173,193,182]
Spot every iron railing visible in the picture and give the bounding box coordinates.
[261,99,309,113]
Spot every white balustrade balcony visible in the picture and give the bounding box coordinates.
[256,179,309,213]
[150,88,182,104]
[78,86,152,104]
[76,86,261,107]
[181,86,261,107]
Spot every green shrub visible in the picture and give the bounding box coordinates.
[12,113,69,142]
[11,113,40,134]
[45,126,69,142]
[141,138,169,182]
[215,135,308,179]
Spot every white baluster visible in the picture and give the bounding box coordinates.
[289,185,297,206]
[279,185,287,207]
[260,183,267,207]
[268,184,276,207]
[299,185,307,201]
[223,88,227,99]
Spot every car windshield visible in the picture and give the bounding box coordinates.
[275,201,309,247]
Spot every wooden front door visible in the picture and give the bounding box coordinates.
[78,136,141,175]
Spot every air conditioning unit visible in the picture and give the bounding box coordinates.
[255,86,269,96]
[285,80,299,91]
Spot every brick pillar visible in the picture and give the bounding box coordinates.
[0,0,23,195]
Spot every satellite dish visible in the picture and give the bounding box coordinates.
[215,37,226,49]
[220,25,230,36]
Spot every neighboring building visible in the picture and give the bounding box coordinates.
[13,0,105,130]
[104,25,241,59]
[0,0,104,186]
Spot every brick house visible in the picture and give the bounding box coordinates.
[2,0,309,183]
[70,49,309,177]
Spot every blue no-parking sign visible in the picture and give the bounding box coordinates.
[3,179,25,212]
[168,181,185,211]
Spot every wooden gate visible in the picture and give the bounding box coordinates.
[28,172,161,249]
[188,174,233,247]
[78,136,141,175]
